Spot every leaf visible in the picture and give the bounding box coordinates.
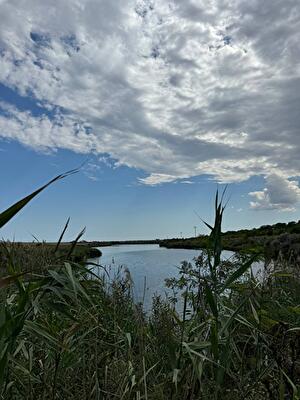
[66,227,86,259]
[287,327,300,332]
[65,263,78,297]
[286,305,300,314]
[172,368,180,390]
[47,301,77,321]
[204,282,218,319]
[234,314,256,330]
[215,189,219,212]
[220,296,251,335]
[137,361,158,386]
[0,168,78,229]
[210,321,219,360]
[185,341,212,350]
[202,219,214,232]
[249,299,259,325]
[24,321,59,349]
[126,332,132,348]
[54,217,70,253]
[272,272,293,278]
[182,342,220,367]
[216,336,230,386]
[221,255,257,292]
[281,369,299,400]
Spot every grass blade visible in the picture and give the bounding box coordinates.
[221,255,257,292]
[54,217,70,253]
[0,168,78,229]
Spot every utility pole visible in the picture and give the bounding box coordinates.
[194,226,197,237]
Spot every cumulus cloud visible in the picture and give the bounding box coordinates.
[249,174,300,211]
[0,0,299,185]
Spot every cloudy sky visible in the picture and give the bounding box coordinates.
[0,0,300,240]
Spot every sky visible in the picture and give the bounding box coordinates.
[0,0,300,241]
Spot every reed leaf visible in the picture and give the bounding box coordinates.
[0,168,78,229]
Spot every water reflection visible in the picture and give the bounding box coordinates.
[88,244,263,311]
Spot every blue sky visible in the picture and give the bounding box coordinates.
[0,0,300,241]
[1,140,299,241]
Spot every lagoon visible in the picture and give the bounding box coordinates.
[92,244,200,307]
[89,244,263,310]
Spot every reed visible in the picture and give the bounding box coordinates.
[0,179,299,399]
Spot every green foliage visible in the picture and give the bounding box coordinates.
[0,183,299,399]
[160,203,300,261]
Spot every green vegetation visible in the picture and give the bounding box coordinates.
[160,220,300,259]
[0,242,101,275]
[0,179,299,399]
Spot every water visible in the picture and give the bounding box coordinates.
[89,244,200,308]
[88,244,263,310]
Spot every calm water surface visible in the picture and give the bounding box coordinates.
[89,244,258,309]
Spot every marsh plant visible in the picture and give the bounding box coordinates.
[0,178,299,399]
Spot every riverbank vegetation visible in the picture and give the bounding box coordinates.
[160,220,300,260]
[0,242,101,274]
[0,178,299,399]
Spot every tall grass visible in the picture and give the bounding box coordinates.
[0,181,299,399]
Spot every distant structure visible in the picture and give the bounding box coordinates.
[194,226,197,237]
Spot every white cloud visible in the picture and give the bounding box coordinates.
[0,0,299,185]
[249,174,300,211]
[138,173,183,185]
[0,102,95,152]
